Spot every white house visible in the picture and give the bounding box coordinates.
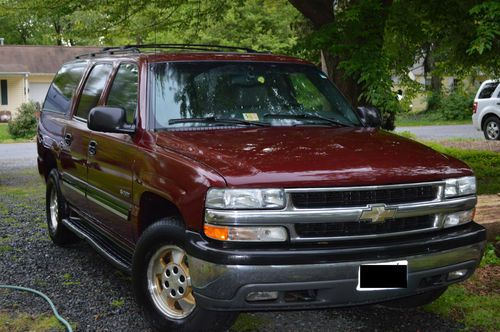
[0,45,99,118]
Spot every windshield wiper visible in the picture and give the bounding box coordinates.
[168,116,270,127]
[263,113,352,127]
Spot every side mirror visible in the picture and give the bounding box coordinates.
[356,106,382,128]
[88,106,135,134]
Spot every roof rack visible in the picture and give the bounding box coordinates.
[75,43,264,59]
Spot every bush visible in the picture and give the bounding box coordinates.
[425,91,474,121]
[8,102,38,139]
[438,92,474,120]
[426,92,441,112]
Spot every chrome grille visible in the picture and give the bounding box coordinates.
[294,215,437,238]
[291,185,439,209]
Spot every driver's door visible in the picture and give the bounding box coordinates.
[86,63,139,244]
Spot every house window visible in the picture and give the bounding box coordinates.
[1,80,7,105]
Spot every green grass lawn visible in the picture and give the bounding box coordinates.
[0,123,31,143]
[396,112,471,127]
[425,243,500,332]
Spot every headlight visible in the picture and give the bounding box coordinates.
[444,176,476,198]
[206,188,285,209]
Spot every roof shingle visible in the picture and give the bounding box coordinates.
[0,45,100,74]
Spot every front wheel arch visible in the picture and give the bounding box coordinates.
[132,217,237,331]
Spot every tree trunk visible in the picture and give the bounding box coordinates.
[321,50,364,106]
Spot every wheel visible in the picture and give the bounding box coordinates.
[382,287,447,308]
[45,169,78,245]
[483,116,500,140]
[132,217,238,332]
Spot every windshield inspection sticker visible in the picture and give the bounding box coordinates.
[243,113,260,121]
[257,76,265,84]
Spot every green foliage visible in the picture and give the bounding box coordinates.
[111,298,125,308]
[436,92,474,121]
[230,313,268,332]
[425,285,500,332]
[0,310,65,332]
[7,102,37,139]
[480,243,500,268]
[425,92,441,113]
[395,113,471,127]
[467,1,500,76]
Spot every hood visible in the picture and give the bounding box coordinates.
[156,127,472,187]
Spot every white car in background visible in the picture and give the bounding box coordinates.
[472,79,500,140]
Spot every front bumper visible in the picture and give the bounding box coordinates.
[186,222,486,311]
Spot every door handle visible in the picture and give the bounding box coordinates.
[88,140,97,156]
[64,133,73,146]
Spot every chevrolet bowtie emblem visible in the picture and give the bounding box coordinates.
[359,204,396,224]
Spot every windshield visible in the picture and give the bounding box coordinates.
[151,62,361,129]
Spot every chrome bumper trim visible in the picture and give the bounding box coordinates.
[188,241,485,301]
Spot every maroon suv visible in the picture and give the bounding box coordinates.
[37,44,486,331]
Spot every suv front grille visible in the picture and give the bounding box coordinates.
[294,215,436,238]
[291,185,439,209]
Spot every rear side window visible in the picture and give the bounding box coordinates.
[478,82,499,99]
[106,63,138,125]
[75,63,113,121]
[43,62,87,114]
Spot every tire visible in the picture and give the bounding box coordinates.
[45,169,78,245]
[132,217,238,332]
[483,116,500,140]
[382,287,447,308]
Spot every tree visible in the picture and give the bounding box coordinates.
[288,0,500,129]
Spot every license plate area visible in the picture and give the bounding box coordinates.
[357,260,408,291]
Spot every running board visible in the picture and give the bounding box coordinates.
[62,217,133,273]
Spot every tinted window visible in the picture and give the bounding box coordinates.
[43,62,86,114]
[75,63,113,120]
[152,62,359,128]
[106,63,138,125]
[478,82,499,99]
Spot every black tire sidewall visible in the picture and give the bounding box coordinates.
[45,169,73,244]
[483,116,500,140]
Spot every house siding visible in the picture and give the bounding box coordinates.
[0,75,26,117]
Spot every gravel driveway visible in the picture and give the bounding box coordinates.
[0,153,465,331]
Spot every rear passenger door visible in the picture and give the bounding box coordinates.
[86,63,139,244]
[60,63,114,212]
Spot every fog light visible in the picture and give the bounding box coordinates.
[443,209,474,228]
[447,269,468,281]
[246,291,279,302]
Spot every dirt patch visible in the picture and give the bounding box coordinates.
[462,265,500,296]
[475,195,500,241]
[436,140,500,153]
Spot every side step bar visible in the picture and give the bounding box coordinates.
[62,217,133,273]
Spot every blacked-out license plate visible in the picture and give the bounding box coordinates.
[357,260,408,291]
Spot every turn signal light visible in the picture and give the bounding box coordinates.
[204,224,229,241]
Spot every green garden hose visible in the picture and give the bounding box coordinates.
[0,284,73,332]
